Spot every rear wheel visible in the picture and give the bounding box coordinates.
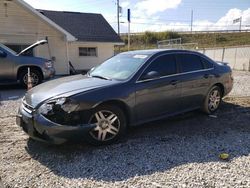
[19,69,43,87]
[85,105,127,145]
[202,86,222,114]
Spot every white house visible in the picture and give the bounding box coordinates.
[0,0,123,75]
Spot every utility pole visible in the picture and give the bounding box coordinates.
[117,0,120,35]
[191,10,193,33]
[128,9,131,51]
[239,16,242,32]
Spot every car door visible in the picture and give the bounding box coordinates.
[175,53,213,110]
[0,48,15,82]
[135,54,182,122]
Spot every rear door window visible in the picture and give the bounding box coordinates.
[141,54,177,79]
[176,54,203,73]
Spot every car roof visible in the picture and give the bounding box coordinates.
[120,49,199,56]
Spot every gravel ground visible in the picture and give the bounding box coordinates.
[230,71,250,97]
[0,71,250,188]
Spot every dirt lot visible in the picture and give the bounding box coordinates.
[0,71,250,188]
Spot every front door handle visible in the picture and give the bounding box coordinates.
[170,80,179,85]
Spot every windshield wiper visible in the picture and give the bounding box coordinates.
[90,75,112,80]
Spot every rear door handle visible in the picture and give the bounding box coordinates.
[170,80,179,85]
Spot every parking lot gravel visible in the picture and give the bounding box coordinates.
[0,71,250,188]
[230,71,250,97]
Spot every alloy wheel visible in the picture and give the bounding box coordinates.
[23,72,39,86]
[208,89,221,111]
[89,110,120,141]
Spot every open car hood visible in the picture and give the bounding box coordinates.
[18,40,47,56]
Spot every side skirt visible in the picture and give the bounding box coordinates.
[130,106,201,126]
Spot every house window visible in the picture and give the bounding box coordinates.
[79,47,97,57]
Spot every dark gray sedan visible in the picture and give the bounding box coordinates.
[17,49,233,145]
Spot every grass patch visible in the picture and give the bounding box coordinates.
[116,31,250,52]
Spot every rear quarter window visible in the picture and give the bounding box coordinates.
[176,54,203,73]
[200,57,214,69]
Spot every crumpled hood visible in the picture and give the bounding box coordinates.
[25,74,118,107]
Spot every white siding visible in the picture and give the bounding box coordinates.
[0,0,118,74]
[0,0,69,74]
[68,42,114,70]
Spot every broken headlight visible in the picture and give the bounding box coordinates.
[38,97,79,115]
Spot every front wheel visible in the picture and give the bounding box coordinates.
[85,105,127,145]
[19,69,43,87]
[202,86,222,114]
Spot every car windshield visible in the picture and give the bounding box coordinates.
[0,43,17,55]
[89,53,148,80]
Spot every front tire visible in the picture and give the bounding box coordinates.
[85,105,127,145]
[19,69,43,87]
[202,86,222,114]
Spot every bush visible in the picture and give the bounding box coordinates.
[142,31,156,44]
[141,31,180,44]
[216,35,227,43]
[120,31,182,51]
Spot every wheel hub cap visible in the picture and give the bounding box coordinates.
[89,110,120,141]
[23,73,39,85]
[100,120,109,129]
[209,90,221,111]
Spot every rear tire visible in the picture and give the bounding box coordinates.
[202,86,222,114]
[85,104,127,146]
[19,69,43,87]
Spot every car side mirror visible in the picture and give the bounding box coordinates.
[90,67,95,72]
[142,71,160,80]
[0,51,7,58]
[87,67,95,76]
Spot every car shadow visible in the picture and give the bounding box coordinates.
[25,100,250,182]
[0,85,26,102]
[0,77,61,102]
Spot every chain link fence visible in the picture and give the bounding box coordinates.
[157,38,199,50]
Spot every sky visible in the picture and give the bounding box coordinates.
[23,0,250,33]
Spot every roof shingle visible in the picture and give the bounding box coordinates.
[38,10,122,43]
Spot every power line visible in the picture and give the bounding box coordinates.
[112,21,249,27]
[119,16,190,22]
[118,16,249,24]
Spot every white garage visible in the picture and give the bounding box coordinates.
[0,0,123,75]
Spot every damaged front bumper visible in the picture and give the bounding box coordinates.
[16,103,95,144]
